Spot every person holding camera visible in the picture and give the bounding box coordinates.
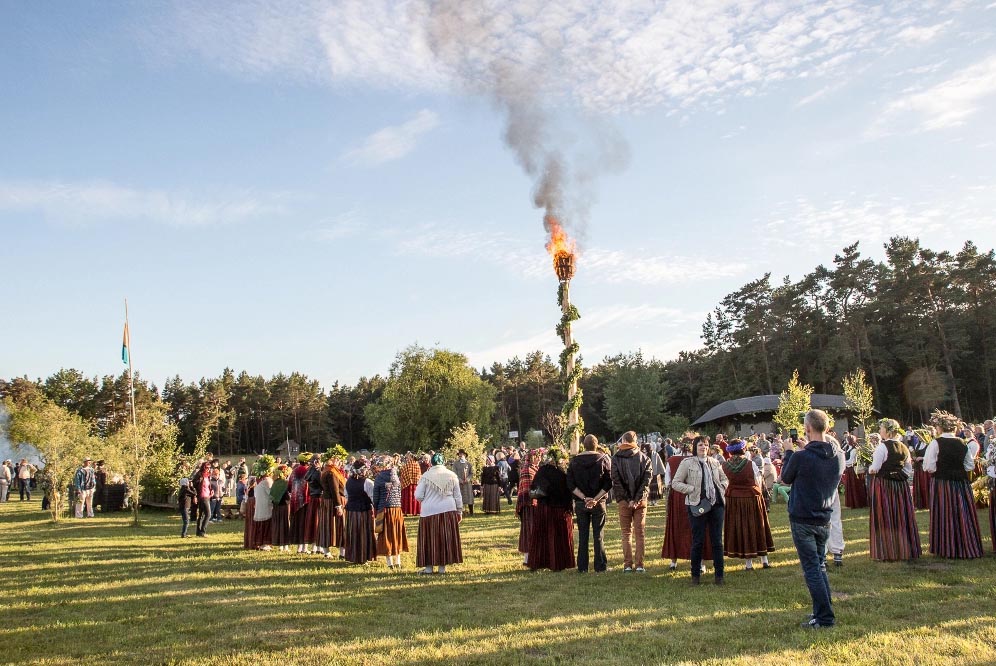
[672,435,729,585]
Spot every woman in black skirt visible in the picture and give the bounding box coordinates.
[343,459,376,564]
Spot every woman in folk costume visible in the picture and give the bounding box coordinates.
[242,476,257,549]
[303,456,324,554]
[528,447,575,572]
[343,459,377,564]
[399,453,422,516]
[867,420,922,562]
[317,456,347,559]
[515,449,541,565]
[481,455,501,514]
[453,449,475,515]
[721,440,774,570]
[270,464,292,552]
[641,443,665,505]
[251,456,276,551]
[662,438,713,571]
[373,456,409,569]
[984,428,996,552]
[924,410,984,559]
[908,430,931,510]
[841,435,869,509]
[414,452,464,574]
[288,454,312,553]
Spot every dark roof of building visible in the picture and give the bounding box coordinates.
[692,394,855,426]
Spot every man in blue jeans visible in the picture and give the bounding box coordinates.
[780,409,845,628]
[567,435,613,573]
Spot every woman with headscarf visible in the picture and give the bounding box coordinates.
[399,453,423,516]
[516,449,540,566]
[662,438,713,571]
[453,450,475,515]
[270,464,292,552]
[414,452,464,574]
[289,454,312,553]
[373,456,409,569]
[481,455,501,514]
[316,456,347,559]
[721,439,774,570]
[252,457,275,551]
[343,459,376,564]
[528,447,575,572]
[923,410,984,559]
[867,419,922,562]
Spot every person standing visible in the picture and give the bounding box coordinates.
[270,465,292,552]
[253,468,274,551]
[721,440,773,570]
[192,462,212,537]
[16,459,35,501]
[288,457,312,553]
[567,435,612,573]
[841,435,868,509]
[515,449,540,566]
[496,452,513,505]
[209,467,225,522]
[399,453,422,516]
[923,410,984,559]
[672,435,729,585]
[984,425,996,552]
[0,460,11,503]
[414,452,464,574]
[528,447,575,572]
[73,458,96,518]
[867,419,921,562]
[178,477,196,538]
[908,430,931,510]
[453,450,475,516]
[373,456,409,569]
[780,409,844,629]
[344,460,376,564]
[611,431,652,573]
[662,439,713,571]
[481,456,501,514]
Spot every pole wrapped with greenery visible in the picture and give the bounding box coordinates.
[556,281,583,453]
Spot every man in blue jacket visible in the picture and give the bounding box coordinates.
[780,409,845,629]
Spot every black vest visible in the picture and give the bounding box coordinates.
[878,440,909,482]
[933,436,968,482]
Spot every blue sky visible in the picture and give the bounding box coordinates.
[3,1,996,390]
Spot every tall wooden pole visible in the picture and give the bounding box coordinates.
[561,280,580,455]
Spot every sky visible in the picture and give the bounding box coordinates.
[2,0,996,391]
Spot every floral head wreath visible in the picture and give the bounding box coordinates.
[878,418,905,437]
[929,409,960,433]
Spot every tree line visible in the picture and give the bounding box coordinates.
[3,236,992,457]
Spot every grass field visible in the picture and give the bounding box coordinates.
[1,499,995,666]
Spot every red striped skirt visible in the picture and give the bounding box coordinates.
[912,463,930,510]
[929,478,983,559]
[303,500,321,544]
[315,499,341,550]
[416,511,463,567]
[401,486,421,516]
[252,518,272,549]
[344,509,376,563]
[518,505,533,554]
[662,490,712,561]
[243,497,257,549]
[376,507,410,556]
[271,504,291,546]
[868,476,922,561]
[723,494,775,559]
[843,467,868,509]
[528,504,575,572]
[289,503,310,544]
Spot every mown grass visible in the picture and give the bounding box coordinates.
[1,499,994,665]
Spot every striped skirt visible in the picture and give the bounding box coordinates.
[518,505,533,554]
[271,504,291,546]
[482,484,501,514]
[868,476,922,561]
[243,497,257,549]
[289,503,310,544]
[252,518,272,549]
[929,478,984,559]
[401,485,421,516]
[843,467,868,509]
[723,495,775,559]
[416,511,463,567]
[315,499,341,550]
[303,500,321,544]
[912,462,930,510]
[376,506,410,556]
[528,504,575,572]
[344,509,377,564]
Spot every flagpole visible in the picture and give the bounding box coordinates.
[125,298,137,429]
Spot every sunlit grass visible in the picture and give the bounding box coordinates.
[1,500,994,665]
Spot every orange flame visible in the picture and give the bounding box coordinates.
[545,214,576,281]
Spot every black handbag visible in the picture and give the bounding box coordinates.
[691,496,713,516]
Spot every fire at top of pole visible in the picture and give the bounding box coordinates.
[545,215,576,282]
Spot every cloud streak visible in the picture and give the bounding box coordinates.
[342,110,440,167]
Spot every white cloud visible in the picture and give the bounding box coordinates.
[158,1,968,113]
[342,110,440,167]
[870,54,996,136]
[0,180,284,226]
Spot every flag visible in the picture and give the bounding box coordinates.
[122,322,130,365]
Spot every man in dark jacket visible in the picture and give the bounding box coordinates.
[780,409,846,629]
[610,431,652,572]
[567,434,613,573]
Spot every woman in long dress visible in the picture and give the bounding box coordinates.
[288,455,312,553]
[515,449,540,565]
[721,440,773,570]
[867,421,922,562]
[924,411,984,559]
[270,464,292,552]
[453,450,474,515]
[343,459,376,564]
[908,432,931,510]
[481,456,501,514]
[528,447,575,572]
[841,436,868,509]
[399,453,422,516]
[316,457,346,559]
[252,470,274,551]
[414,452,464,574]
[373,456,409,569]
